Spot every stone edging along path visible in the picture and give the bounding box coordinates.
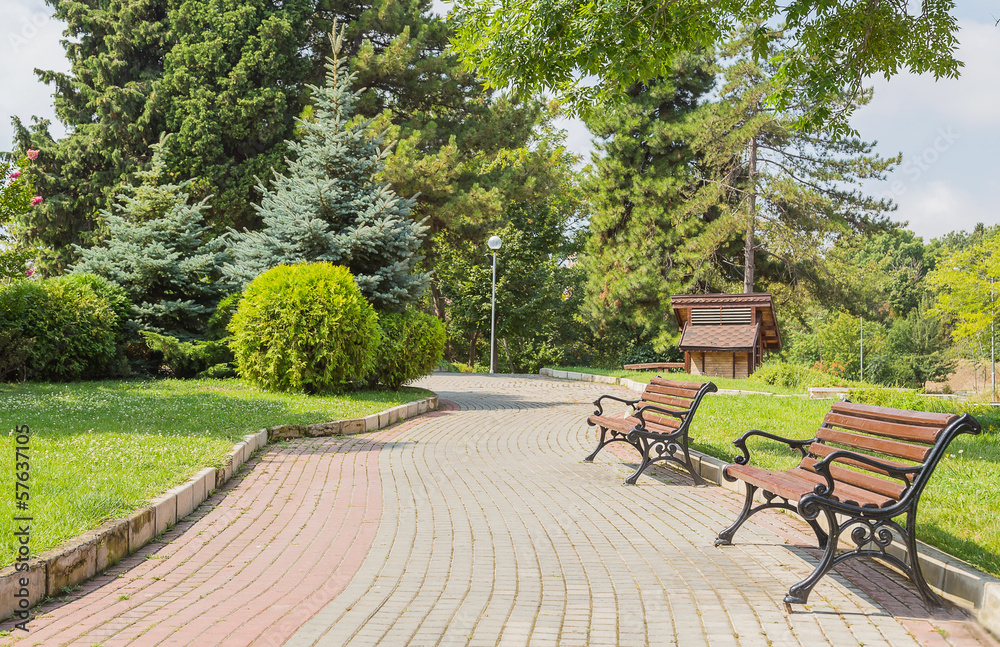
[540,367,1000,638]
[0,394,439,623]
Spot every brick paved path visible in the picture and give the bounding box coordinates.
[2,374,996,646]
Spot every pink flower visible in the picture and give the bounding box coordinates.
[10,170,20,180]
[26,269,34,276]
[30,196,43,206]
[26,149,39,160]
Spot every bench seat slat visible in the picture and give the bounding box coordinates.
[587,413,683,436]
[823,412,941,444]
[830,401,958,428]
[799,457,906,500]
[815,428,930,462]
[726,464,895,509]
[588,414,635,433]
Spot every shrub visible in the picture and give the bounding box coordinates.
[0,328,32,382]
[205,293,240,341]
[228,263,381,393]
[197,363,238,379]
[0,274,131,380]
[372,310,445,388]
[140,331,234,378]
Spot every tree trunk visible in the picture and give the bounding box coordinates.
[468,330,478,366]
[431,282,447,321]
[744,135,758,294]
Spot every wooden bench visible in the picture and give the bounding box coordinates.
[714,400,981,610]
[584,377,718,485]
[622,362,686,371]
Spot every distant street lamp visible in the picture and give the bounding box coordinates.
[487,235,502,374]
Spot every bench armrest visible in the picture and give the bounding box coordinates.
[731,430,816,466]
[809,449,923,497]
[593,394,640,417]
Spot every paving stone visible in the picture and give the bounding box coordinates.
[2,375,994,647]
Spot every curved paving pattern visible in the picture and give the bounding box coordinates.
[2,374,996,646]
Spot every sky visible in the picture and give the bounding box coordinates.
[1,0,998,242]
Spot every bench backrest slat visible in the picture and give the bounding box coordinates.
[814,427,931,463]
[822,412,942,444]
[645,383,702,399]
[829,401,957,427]
[641,391,694,409]
[807,442,913,476]
[799,456,906,500]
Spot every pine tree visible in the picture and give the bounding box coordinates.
[72,145,230,339]
[687,29,898,294]
[223,28,428,311]
[153,0,312,231]
[580,53,724,353]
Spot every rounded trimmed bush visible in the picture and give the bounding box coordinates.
[0,273,131,381]
[372,309,445,388]
[228,263,381,392]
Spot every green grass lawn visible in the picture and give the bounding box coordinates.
[0,378,430,566]
[560,365,1000,577]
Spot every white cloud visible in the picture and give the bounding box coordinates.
[892,181,989,239]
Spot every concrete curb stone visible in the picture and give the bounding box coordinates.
[0,559,46,621]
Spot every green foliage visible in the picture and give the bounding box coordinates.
[927,228,1000,351]
[436,206,583,372]
[372,309,445,388]
[72,149,230,338]
[685,30,897,294]
[228,263,381,393]
[224,29,428,311]
[0,329,32,383]
[1,152,39,285]
[206,293,241,341]
[0,274,131,381]
[197,363,238,379]
[826,229,934,319]
[155,0,312,231]
[451,0,962,135]
[748,360,851,389]
[815,312,886,381]
[580,54,720,352]
[140,331,234,379]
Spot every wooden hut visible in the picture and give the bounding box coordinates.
[671,293,782,379]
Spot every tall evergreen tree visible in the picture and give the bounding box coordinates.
[153,0,313,231]
[72,145,230,339]
[307,2,561,322]
[580,53,722,353]
[224,29,428,311]
[13,0,172,273]
[14,0,314,272]
[687,30,898,294]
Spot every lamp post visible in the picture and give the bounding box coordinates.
[487,235,502,374]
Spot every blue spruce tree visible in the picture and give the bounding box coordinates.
[223,28,428,311]
[73,147,230,339]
